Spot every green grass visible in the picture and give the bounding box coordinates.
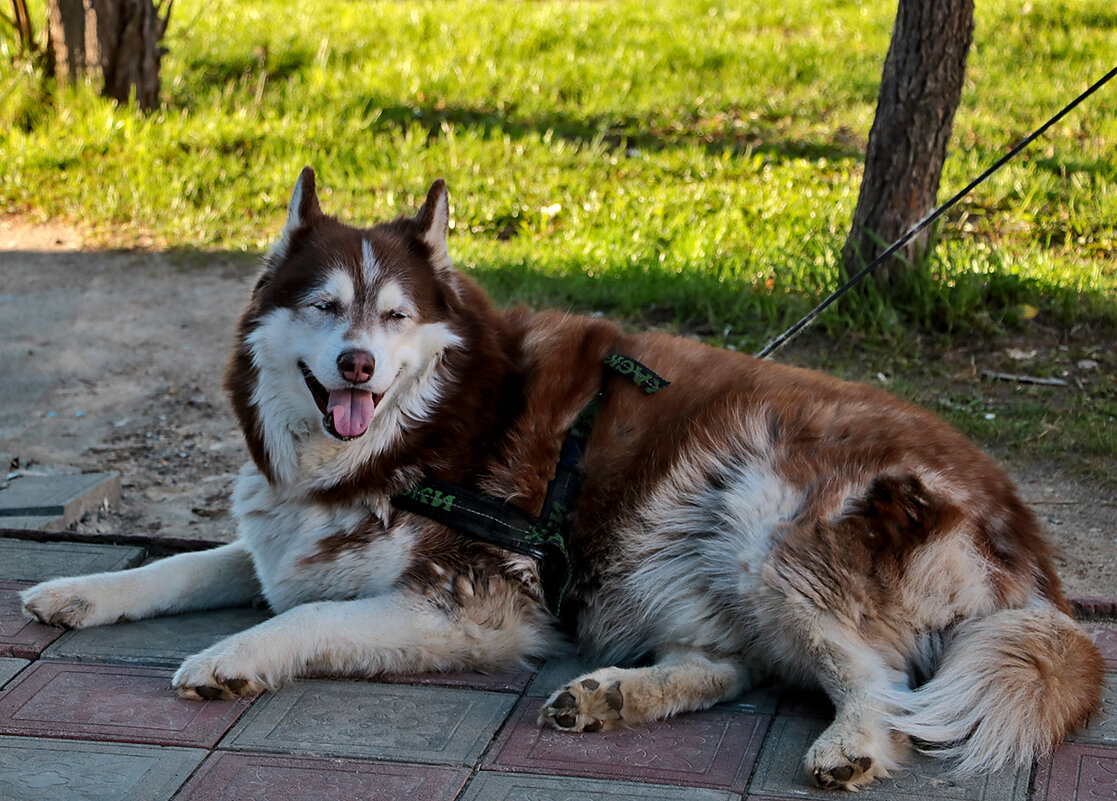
[2,0,1115,351]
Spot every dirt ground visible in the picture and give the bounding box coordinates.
[1,218,1114,599]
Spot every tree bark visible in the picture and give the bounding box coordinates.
[46,0,96,81]
[46,0,170,111]
[841,0,974,287]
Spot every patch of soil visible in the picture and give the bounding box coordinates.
[1,217,1113,598]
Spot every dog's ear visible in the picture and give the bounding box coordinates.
[284,166,322,235]
[415,179,451,269]
[268,167,322,265]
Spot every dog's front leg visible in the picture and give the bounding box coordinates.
[172,589,536,699]
[22,542,260,629]
[539,649,751,732]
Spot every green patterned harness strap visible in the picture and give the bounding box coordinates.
[392,354,669,621]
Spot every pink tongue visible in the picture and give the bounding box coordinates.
[326,388,376,438]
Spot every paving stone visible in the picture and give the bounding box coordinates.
[1072,597,1117,617]
[377,664,535,694]
[525,654,597,696]
[0,472,121,525]
[0,538,145,581]
[460,771,740,801]
[1067,672,1117,745]
[0,515,66,530]
[1033,741,1117,800]
[0,580,65,658]
[484,697,769,793]
[175,751,470,801]
[0,660,252,747]
[42,606,272,667]
[748,715,1029,800]
[1084,622,1117,671]
[716,686,781,716]
[0,735,204,801]
[0,658,28,687]
[223,679,516,764]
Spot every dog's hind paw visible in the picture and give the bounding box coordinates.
[538,671,627,733]
[805,727,888,791]
[811,756,876,791]
[172,650,267,701]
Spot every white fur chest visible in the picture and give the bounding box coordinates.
[231,465,413,613]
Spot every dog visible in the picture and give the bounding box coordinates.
[22,169,1103,790]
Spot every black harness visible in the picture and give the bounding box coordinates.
[392,354,669,621]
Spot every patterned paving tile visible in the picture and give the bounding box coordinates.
[1084,622,1117,671]
[0,734,205,801]
[0,538,145,582]
[222,679,516,764]
[0,661,252,747]
[42,606,272,668]
[0,658,28,688]
[460,771,740,801]
[525,655,597,696]
[484,697,769,793]
[0,581,65,658]
[1067,672,1117,745]
[174,751,469,801]
[748,716,1029,800]
[1033,741,1117,800]
[377,664,536,694]
[717,686,782,716]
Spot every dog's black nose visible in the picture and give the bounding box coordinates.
[337,350,374,384]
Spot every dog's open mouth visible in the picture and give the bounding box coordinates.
[299,361,383,441]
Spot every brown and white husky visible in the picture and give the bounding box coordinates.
[22,169,1102,790]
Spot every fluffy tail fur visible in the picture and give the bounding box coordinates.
[882,604,1104,774]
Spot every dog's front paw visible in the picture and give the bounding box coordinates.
[21,578,104,629]
[539,671,627,733]
[173,646,268,701]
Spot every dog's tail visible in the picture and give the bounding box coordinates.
[882,604,1104,774]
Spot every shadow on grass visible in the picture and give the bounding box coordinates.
[463,257,819,352]
[358,101,865,163]
[463,251,1117,354]
[1032,154,1116,181]
[183,48,313,86]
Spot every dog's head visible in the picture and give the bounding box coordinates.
[226,168,472,488]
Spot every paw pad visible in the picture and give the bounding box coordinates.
[813,756,874,790]
[539,676,625,733]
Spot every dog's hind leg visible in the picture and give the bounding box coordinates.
[172,587,550,699]
[792,621,910,791]
[538,649,751,733]
[21,542,260,629]
[764,530,917,790]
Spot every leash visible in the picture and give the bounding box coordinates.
[755,64,1117,359]
[392,354,670,622]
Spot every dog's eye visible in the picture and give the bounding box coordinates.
[387,310,409,321]
[313,300,341,315]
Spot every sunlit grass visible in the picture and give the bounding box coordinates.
[1,0,1114,349]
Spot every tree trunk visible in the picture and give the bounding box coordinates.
[46,0,96,81]
[46,0,170,111]
[841,0,974,287]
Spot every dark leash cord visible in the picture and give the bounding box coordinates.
[755,64,1117,360]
